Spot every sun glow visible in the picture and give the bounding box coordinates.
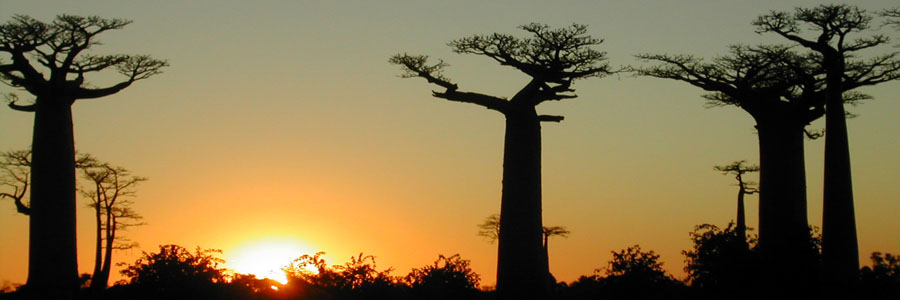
[228,238,320,284]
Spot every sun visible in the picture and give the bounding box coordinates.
[227,237,321,284]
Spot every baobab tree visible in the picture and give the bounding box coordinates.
[755,4,900,290]
[391,23,612,300]
[636,45,827,291]
[0,15,167,298]
[81,163,146,291]
[714,160,759,246]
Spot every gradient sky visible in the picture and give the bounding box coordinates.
[1,0,898,287]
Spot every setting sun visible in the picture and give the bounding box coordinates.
[227,238,321,284]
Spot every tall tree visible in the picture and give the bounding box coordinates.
[391,24,612,300]
[636,45,826,291]
[713,160,759,245]
[81,163,146,291]
[0,15,167,298]
[754,4,900,291]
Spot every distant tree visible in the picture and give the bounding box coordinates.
[392,23,613,300]
[406,254,481,300]
[859,252,900,299]
[683,223,759,299]
[118,244,226,299]
[755,5,900,291]
[603,245,670,281]
[477,214,570,251]
[0,15,167,298]
[81,163,147,291]
[477,213,570,283]
[713,161,759,245]
[594,245,685,300]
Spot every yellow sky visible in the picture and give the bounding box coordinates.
[1,0,899,286]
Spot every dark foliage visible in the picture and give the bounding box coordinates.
[558,245,687,300]
[859,252,900,299]
[406,254,481,300]
[281,252,404,300]
[112,244,228,299]
[682,223,760,299]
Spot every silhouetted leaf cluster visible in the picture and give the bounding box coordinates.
[557,245,686,300]
[682,223,759,299]
[112,244,228,299]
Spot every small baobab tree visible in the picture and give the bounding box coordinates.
[714,160,759,246]
[392,24,612,300]
[0,15,166,298]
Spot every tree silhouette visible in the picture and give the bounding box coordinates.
[859,252,900,299]
[406,254,481,300]
[683,223,759,300]
[81,163,147,291]
[391,23,612,300]
[0,15,167,298]
[596,245,684,300]
[282,252,401,300]
[118,244,227,299]
[713,161,759,245]
[754,4,900,292]
[636,45,826,291]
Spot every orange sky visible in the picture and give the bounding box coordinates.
[1,1,899,287]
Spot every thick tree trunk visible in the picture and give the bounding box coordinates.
[24,96,78,299]
[496,106,549,300]
[821,56,859,294]
[755,119,813,292]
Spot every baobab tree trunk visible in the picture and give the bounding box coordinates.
[90,207,115,291]
[821,55,859,293]
[755,119,813,292]
[25,96,79,299]
[496,106,549,300]
[98,216,117,288]
[736,185,747,245]
[90,199,103,292]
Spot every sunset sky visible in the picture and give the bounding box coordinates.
[1,0,898,287]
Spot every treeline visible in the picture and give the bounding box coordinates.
[2,225,897,300]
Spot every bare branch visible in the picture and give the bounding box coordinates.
[390,53,508,112]
[1,149,32,215]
